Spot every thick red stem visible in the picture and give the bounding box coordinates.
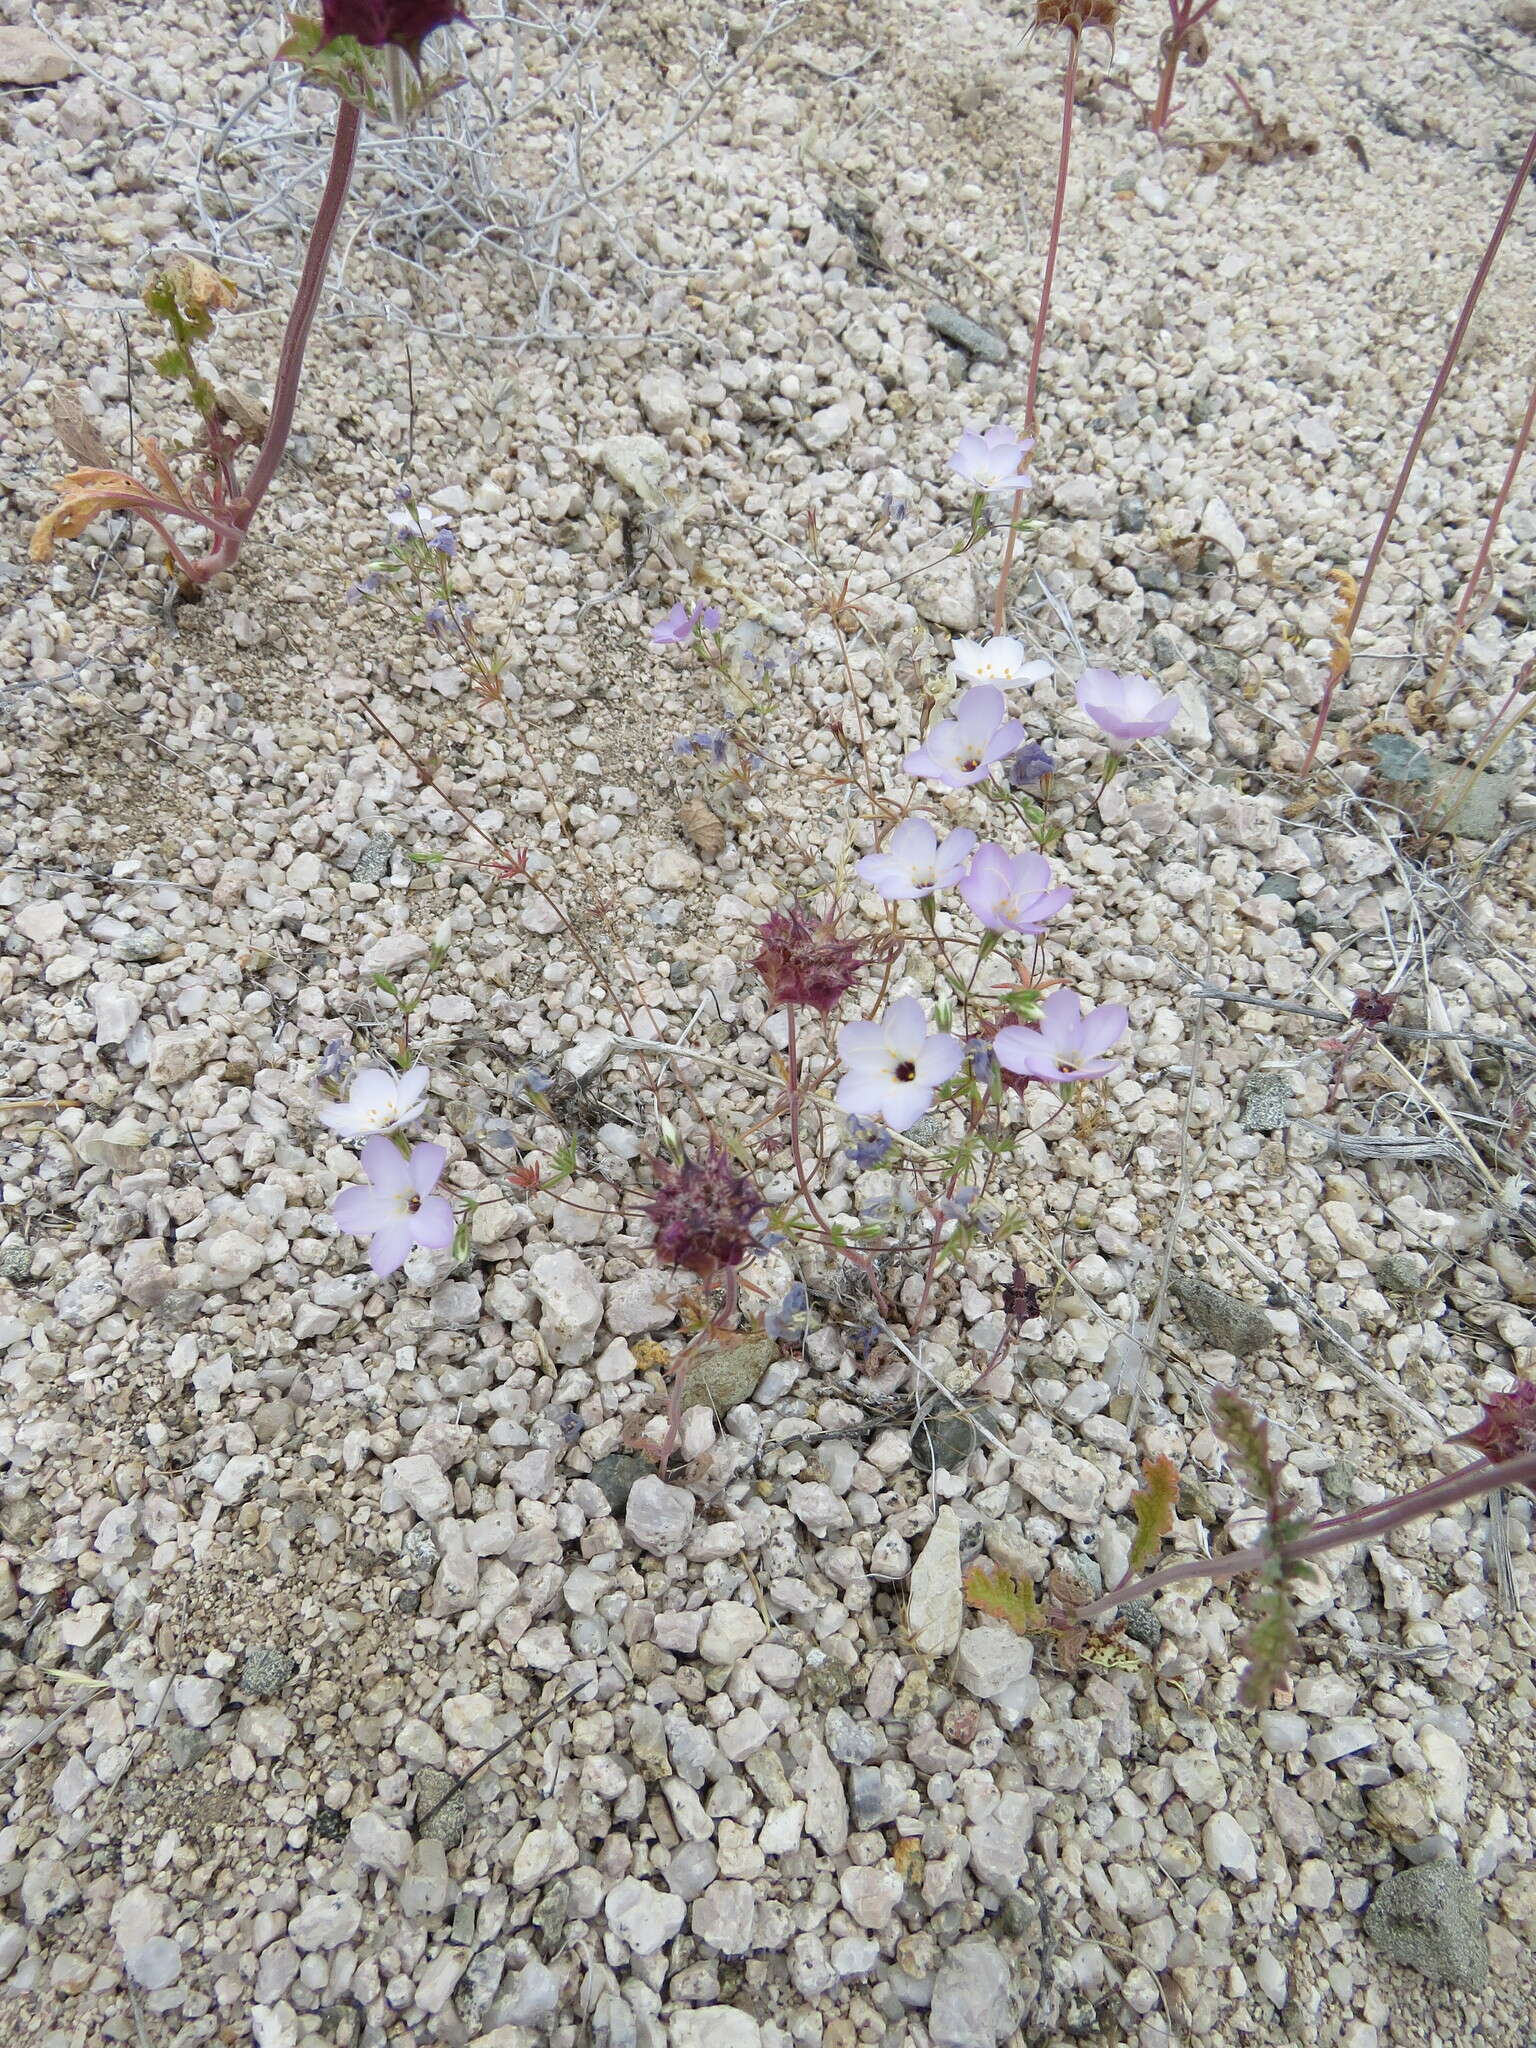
[188,96,362,580]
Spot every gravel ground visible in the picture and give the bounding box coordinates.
[3,0,1536,2044]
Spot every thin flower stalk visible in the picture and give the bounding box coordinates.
[1424,361,1536,707]
[1302,122,1536,771]
[993,29,1082,637]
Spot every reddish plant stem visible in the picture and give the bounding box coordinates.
[190,97,363,581]
[1301,122,1536,770]
[1069,1446,1536,1625]
[993,31,1080,637]
[1147,0,1220,134]
[1426,361,1536,706]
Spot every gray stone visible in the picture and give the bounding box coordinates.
[930,1935,1021,2048]
[924,302,1007,364]
[1240,1069,1292,1132]
[1172,1272,1274,1357]
[1363,1861,1487,1990]
[415,1768,467,1846]
[590,1451,653,1516]
[352,833,396,883]
[638,368,690,433]
[240,1646,296,1698]
[911,1408,980,1474]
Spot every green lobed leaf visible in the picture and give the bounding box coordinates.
[963,1561,1046,1635]
[1128,1452,1180,1574]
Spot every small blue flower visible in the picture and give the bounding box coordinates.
[939,1187,979,1222]
[748,1214,788,1251]
[514,1067,554,1103]
[317,1038,350,1081]
[430,526,457,558]
[965,1039,998,1089]
[843,1116,894,1170]
[764,1281,809,1343]
[1004,740,1056,791]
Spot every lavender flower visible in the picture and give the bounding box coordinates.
[1075,667,1180,749]
[346,569,385,603]
[430,526,457,558]
[673,730,730,763]
[903,686,1025,789]
[333,1136,455,1277]
[1004,740,1056,790]
[648,1145,765,1281]
[835,996,964,1132]
[843,1116,895,1169]
[651,602,721,648]
[948,423,1035,496]
[315,1064,430,1140]
[958,845,1072,936]
[855,817,976,901]
[951,635,1052,690]
[993,988,1129,1085]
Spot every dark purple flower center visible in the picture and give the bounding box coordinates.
[894,1061,916,1083]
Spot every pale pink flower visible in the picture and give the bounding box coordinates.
[836,997,964,1132]
[1075,667,1180,748]
[856,818,977,901]
[952,635,1052,690]
[958,846,1072,935]
[948,423,1035,495]
[315,1064,430,1140]
[334,1136,455,1277]
[993,988,1129,1085]
[903,686,1025,789]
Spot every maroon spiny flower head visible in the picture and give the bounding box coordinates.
[319,0,468,60]
[647,1145,764,1283]
[1350,988,1397,1028]
[753,904,866,1015]
[1454,1381,1536,1464]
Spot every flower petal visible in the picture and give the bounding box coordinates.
[367,1218,417,1278]
[881,997,928,1063]
[836,1070,892,1119]
[396,1065,431,1111]
[1075,1002,1130,1061]
[838,1019,889,1065]
[992,1024,1052,1079]
[411,1196,456,1250]
[953,685,1005,742]
[359,1133,412,1193]
[881,1080,936,1131]
[334,1186,399,1235]
[915,1033,964,1086]
[407,1142,447,1198]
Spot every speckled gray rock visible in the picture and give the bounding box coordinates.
[1362,1861,1487,1990]
[591,1451,652,1515]
[240,1646,297,1698]
[414,1767,467,1846]
[1172,1272,1274,1356]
